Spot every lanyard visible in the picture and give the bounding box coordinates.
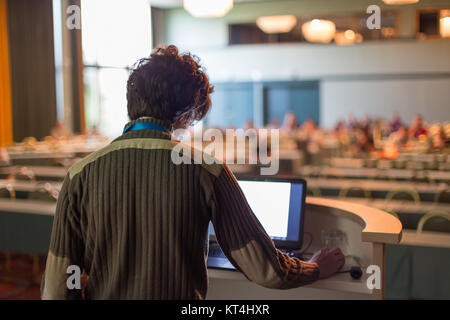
[123,122,170,135]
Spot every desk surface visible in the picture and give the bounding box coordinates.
[6,139,108,158]
[306,197,402,244]
[3,164,450,182]
[307,178,446,194]
[327,197,450,215]
[328,154,450,165]
[298,166,450,181]
[1,175,446,198]
[0,179,62,192]
[0,198,56,216]
[0,166,67,178]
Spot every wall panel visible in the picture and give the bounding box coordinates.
[7,0,57,141]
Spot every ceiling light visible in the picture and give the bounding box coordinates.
[302,19,336,43]
[256,15,297,34]
[441,17,450,38]
[183,0,233,18]
[334,29,363,45]
[382,0,419,5]
[344,29,355,40]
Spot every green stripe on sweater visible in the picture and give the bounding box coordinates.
[68,138,222,179]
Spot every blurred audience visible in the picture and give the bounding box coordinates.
[244,120,254,130]
[0,147,9,165]
[51,121,73,139]
[408,114,427,138]
[266,118,280,129]
[280,112,298,135]
[387,125,409,147]
[4,112,448,165]
[430,124,446,150]
[390,112,402,133]
[351,129,375,156]
[267,112,448,159]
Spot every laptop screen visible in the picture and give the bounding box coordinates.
[209,177,306,249]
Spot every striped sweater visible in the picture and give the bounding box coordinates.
[41,117,319,300]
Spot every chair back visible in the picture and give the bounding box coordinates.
[434,188,450,204]
[339,187,371,199]
[386,189,420,204]
[9,167,36,181]
[28,183,58,202]
[0,184,16,199]
[306,186,322,197]
[417,211,450,233]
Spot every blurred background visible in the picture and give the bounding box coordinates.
[0,0,449,299]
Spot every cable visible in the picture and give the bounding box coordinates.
[337,266,363,279]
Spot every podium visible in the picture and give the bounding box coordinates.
[207,197,402,300]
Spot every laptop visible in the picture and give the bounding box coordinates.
[207,176,307,270]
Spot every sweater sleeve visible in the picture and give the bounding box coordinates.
[209,165,320,289]
[41,174,84,300]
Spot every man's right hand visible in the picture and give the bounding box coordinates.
[308,248,345,279]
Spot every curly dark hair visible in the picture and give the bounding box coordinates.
[126,45,214,129]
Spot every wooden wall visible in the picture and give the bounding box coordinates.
[0,0,12,147]
[7,0,57,141]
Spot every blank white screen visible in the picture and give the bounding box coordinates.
[238,180,290,239]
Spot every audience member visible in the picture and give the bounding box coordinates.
[390,112,402,133]
[280,112,298,135]
[0,147,9,165]
[408,114,427,138]
[51,121,73,139]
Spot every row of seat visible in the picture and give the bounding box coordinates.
[307,185,450,203]
[0,185,58,202]
[328,155,450,171]
[304,170,449,184]
[306,186,450,233]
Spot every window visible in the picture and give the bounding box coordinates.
[229,12,399,45]
[81,0,152,138]
[416,8,450,39]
